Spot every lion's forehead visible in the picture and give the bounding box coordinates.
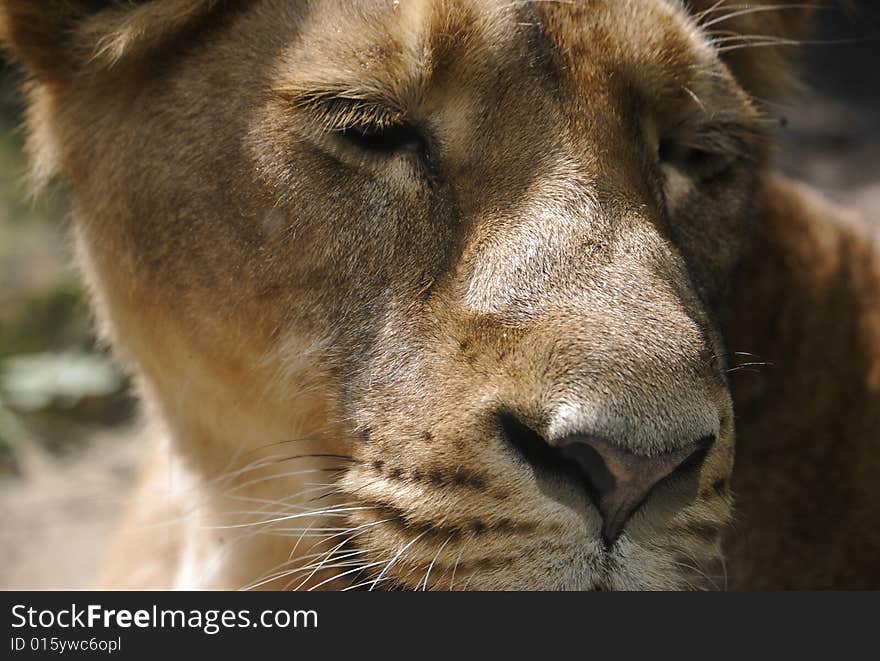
[275,0,710,113]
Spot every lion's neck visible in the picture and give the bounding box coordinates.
[98,315,354,589]
[146,363,352,590]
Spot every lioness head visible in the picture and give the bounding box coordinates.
[1,0,818,589]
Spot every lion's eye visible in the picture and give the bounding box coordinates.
[658,139,733,182]
[338,122,424,156]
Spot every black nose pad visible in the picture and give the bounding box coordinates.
[557,436,712,546]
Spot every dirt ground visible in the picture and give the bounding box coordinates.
[0,27,878,590]
[0,428,145,589]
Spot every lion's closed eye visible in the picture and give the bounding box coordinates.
[658,138,735,182]
[337,120,426,156]
[286,93,434,173]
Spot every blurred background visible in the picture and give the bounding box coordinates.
[0,4,878,589]
[0,59,141,588]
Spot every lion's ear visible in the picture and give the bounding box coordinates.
[684,0,819,98]
[0,0,218,81]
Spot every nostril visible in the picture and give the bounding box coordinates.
[498,410,615,506]
[498,411,564,473]
[498,410,716,547]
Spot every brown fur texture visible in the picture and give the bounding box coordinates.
[1,0,876,590]
[725,177,880,589]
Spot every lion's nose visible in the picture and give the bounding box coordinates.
[499,413,714,546]
[555,435,713,546]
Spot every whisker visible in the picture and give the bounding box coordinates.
[202,502,356,521]
[306,561,388,591]
[240,435,364,459]
[341,576,396,591]
[693,0,731,23]
[294,517,398,589]
[312,477,386,503]
[701,3,836,30]
[717,540,729,591]
[369,530,430,591]
[275,453,358,463]
[285,556,376,591]
[293,532,362,591]
[304,516,396,555]
[421,535,453,591]
[201,505,380,530]
[223,468,347,496]
[683,85,707,113]
[449,546,466,591]
[244,547,377,591]
[717,37,857,54]
[220,487,343,511]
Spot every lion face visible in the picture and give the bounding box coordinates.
[249,0,763,590]
[3,0,799,589]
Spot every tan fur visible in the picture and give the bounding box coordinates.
[1,0,876,590]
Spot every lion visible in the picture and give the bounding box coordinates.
[1,0,877,590]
